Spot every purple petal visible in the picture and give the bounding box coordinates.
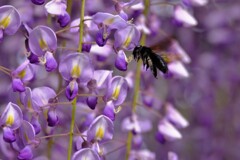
[87,96,98,110]
[0,102,23,130]
[45,51,58,72]
[29,25,57,56]
[58,11,70,28]
[18,145,33,160]
[115,50,128,71]
[3,127,16,143]
[0,5,21,35]
[87,115,114,142]
[65,80,78,101]
[12,78,25,92]
[19,120,36,145]
[114,24,140,50]
[103,101,115,121]
[72,148,100,160]
[45,0,67,16]
[59,53,94,83]
[47,109,59,127]
[31,0,45,5]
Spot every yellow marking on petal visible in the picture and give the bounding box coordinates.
[38,38,48,50]
[104,17,115,25]
[18,69,26,79]
[27,100,32,109]
[95,126,104,140]
[0,16,11,28]
[6,114,14,126]
[24,133,29,143]
[71,65,81,78]
[123,34,132,48]
[112,85,121,100]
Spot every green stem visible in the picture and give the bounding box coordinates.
[67,98,77,160]
[78,0,86,52]
[67,0,86,159]
[125,1,149,160]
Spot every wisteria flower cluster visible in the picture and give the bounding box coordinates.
[0,0,211,159]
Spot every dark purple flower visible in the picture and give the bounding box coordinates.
[17,145,33,160]
[31,0,45,5]
[87,96,98,110]
[47,109,59,127]
[12,78,25,92]
[65,80,78,101]
[3,127,16,143]
[57,11,70,27]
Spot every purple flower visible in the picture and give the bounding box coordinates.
[3,127,16,143]
[87,115,114,142]
[165,103,189,128]
[31,0,45,5]
[28,25,57,71]
[114,24,140,50]
[11,60,34,92]
[166,61,189,78]
[0,102,23,130]
[59,53,94,100]
[45,0,67,16]
[168,151,178,160]
[0,5,21,41]
[57,11,70,27]
[104,76,128,106]
[122,114,152,134]
[103,101,115,121]
[47,108,59,127]
[17,145,33,160]
[174,6,197,27]
[182,0,208,6]
[72,148,100,160]
[31,87,57,112]
[115,50,128,71]
[19,120,36,145]
[157,119,182,142]
[130,150,156,160]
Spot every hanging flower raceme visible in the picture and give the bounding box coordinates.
[59,53,94,101]
[0,5,21,41]
[92,12,128,46]
[0,102,23,143]
[11,60,34,92]
[72,148,100,160]
[28,25,57,72]
[87,115,114,143]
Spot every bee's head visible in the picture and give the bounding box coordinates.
[133,45,143,53]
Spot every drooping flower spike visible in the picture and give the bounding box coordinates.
[28,25,58,71]
[0,5,21,41]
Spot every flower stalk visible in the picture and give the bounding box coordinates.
[125,1,149,159]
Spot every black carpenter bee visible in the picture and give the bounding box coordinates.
[132,45,168,78]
